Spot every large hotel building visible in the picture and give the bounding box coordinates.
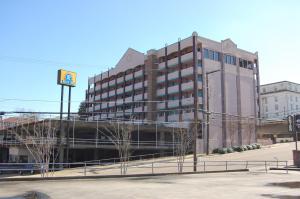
[85,32,260,152]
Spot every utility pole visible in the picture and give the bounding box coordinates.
[205,70,221,155]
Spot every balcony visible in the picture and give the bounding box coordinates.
[168,85,179,94]
[168,114,179,122]
[183,112,194,121]
[182,97,194,106]
[125,96,132,103]
[181,52,193,63]
[88,107,93,112]
[157,75,165,83]
[134,70,143,78]
[116,112,123,117]
[95,85,101,91]
[95,105,101,111]
[109,90,115,97]
[109,80,115,86]
[157,88,165,96]
[95,95,100,101]
[116,99,123,106]
[125,85,133,93]
[181,67,193,77]
[102,82,108,89]
[168,100,179,108]
[117,77,124,84]
[88,77,95,85]
[144,81,148,87]
[158,62,165,70]
[102,103,108,109]
[108,113,114,118]
[101,92,108,99]
[168,57,178,68]
[182,82,193,91]
[134,82,143,89]
[134,107,143,113]
[125,74,133,81]
[157,102,165,110]
[108,102,115,108]
[116,87,123,95]
[168,71,179,81]
[134,94,143,101]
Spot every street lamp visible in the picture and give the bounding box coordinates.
[205,70,221,155]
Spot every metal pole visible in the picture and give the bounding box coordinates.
[206,74,210,155]
[66,86,71,163]
[59,85,64,165]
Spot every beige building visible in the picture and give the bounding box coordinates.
[261,81,300,120]
[85,32,260,153]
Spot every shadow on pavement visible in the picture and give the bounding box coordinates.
[0,191,50,199]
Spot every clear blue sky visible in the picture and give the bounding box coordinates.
[0,0,299,113]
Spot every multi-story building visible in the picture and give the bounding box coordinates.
[260,81,300,120]
[86,32,260,152]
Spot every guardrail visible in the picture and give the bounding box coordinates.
[0,160,289,177]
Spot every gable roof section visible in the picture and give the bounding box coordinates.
[115,48,145,72]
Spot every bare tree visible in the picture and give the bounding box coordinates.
[174,123,192,173]
[12,118,57,177]
[98,120,133,175]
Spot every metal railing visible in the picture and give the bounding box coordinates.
[0,159,289,177]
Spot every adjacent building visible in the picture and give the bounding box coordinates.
[260,81,300,120]
[85,32,260,152]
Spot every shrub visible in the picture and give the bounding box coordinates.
[219,148,228,154]
[246,145,253,150]
[280,140,284,143]
[235,146,243,152]
[285,139,289,143]
[232,146,239,151]
[242,145,248,151]
[212,148,219,154]
[251,144,257,149]
[256,143,261,149]
[227,147,234,153]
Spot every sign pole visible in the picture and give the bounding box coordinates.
[59,85,64,165]
[66,86,72,163]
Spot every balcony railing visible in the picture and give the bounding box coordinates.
[181,82,193,91]
[168,71,179,81]
[168,85,179,94]
[181,67,193,77]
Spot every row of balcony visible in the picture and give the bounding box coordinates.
[156,97,202,110]
[158,52,197,70]
[156,67,203,83]
[89,70,144,85]
[92,81,147,93]
[157,81,203,96]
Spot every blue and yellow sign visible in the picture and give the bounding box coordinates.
[57,69,77,87]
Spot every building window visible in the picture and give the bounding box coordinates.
[274,96,278,102]
[197,75,203,82]
[224,55,236,65]
[198,90,203,97]
[275,104,278,110]
[204,49,209,59]
[204,48,220,62]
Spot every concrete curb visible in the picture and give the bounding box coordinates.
[0,169,249,182]
[269,167,300,171]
